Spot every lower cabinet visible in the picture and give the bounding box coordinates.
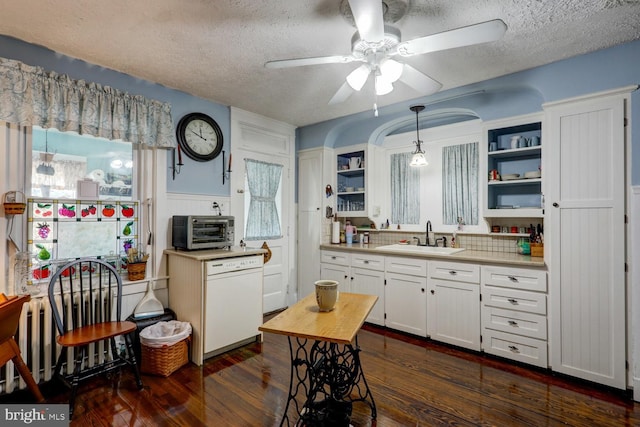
[481,265,548,368]
[427,261,481,351]
[385,257,428,337]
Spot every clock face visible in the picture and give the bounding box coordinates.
[176,113,223,161]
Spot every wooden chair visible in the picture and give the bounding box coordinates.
[47,258,143,418]
[0,293,45,402]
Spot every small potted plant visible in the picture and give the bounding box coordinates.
[124,246,149,281]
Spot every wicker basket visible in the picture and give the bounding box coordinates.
[141,335,190,377]
[3,191,26,215]
[127,261,147,281]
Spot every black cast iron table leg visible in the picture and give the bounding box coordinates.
[279,335,376,426]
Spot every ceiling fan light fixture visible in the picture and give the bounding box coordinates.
[375,74,393,95]
[346,64,370,91]
[380,58,403,82]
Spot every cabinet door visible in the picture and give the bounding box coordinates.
[545,92,626,389]
[320,263,350,293]
[385,272,427,337]
[427,278,480,351]
[351,267,385,326]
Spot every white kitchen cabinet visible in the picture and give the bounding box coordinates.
[319,249,350,293]
[481,264,548,368]
[427,261,480,351]
[297,148,325,300]
[544,88,629,388]
[320,250,384,325]
[385,256,428,337]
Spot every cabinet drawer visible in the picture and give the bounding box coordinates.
[482,306,547,340]
[482,285,547,315]
[482,265,546,292]
[482,329,548,368]
[385,256,427,276]
[321,250,350,266]
[351,253,385,271]
[428,261,479,284]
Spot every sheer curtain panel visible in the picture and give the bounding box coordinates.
[0,57,173,147]
[245,159,283,240]
[442,142,479,225]
[390,152,420,225]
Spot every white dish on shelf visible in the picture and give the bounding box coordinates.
[501,173,520,181]
[344,187,354,192]
[524,170,541,179]
[356,187,365,191]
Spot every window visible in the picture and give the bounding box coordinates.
[243,159,283,240]
[31,126,134,200]
[390,152,421,224]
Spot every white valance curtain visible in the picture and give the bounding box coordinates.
[390,152,421,224]
[0,57,174,147]
[245,159,283,240]
[442,142,479,225]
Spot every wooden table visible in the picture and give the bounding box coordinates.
[260,292,378,426]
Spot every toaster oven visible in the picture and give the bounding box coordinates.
[172,215,235,250]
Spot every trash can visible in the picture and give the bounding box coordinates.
[126,308,176,365]
[139,320,192,377]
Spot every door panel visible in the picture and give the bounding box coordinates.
[545,94,625,388]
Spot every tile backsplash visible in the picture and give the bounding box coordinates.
[322,218,522,253]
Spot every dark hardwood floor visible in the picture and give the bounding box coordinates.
[3,322,639,426]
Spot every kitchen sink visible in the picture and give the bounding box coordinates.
[375,244,466,255]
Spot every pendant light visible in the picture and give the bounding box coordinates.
[36,129,55,176]
[409,104,428,167]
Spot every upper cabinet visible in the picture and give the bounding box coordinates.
[336,145,366,217]
[484,114,543,218]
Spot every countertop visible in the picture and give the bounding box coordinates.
[164,247,267,261]
[320,243,546,268]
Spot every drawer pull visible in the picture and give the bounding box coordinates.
[507,298,519,305]
[508,276,519,282]
[331,256,337,260]
[448,270,457,276]
[508,345,520,353]
[508,320,519,327]
[364,260,369,264]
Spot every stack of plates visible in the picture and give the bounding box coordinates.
[524,171,541,179]
[501,173,520,181]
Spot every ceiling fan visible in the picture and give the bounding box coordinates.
[265,0,507,105]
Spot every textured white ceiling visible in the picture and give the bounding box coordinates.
[1,0,640,126]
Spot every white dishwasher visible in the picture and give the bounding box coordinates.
[204,254,264,357]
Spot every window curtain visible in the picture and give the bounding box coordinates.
[245,159,283,240]
[390,152,420,224]
[442,142,479,225]
[0,57,174,147]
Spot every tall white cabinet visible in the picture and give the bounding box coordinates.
[544,87,632,389]
[297,148,327,300]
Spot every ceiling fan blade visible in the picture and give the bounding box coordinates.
[265,55,356,69]
[399,64,442,95]
[328,81,355,105]
[348,0,385,43]
[396,19,507,57]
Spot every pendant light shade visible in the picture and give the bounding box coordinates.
[409,104,428,167]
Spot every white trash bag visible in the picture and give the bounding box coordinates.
[139,320,192,348]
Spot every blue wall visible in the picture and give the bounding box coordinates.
[1,35,639,186]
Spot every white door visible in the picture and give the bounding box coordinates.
[545,93,626,388]
[230,108,295,313]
